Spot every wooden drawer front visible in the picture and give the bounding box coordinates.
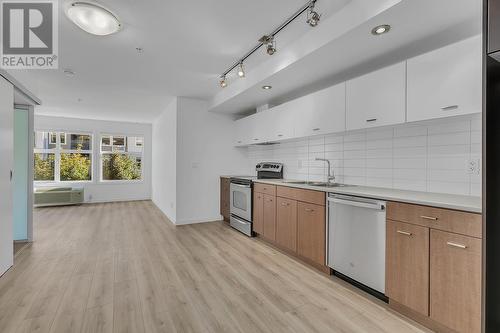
[276,197,297,252]
[430,230,482,333]
[254,183,276,196]
[263,194,276,241]
[387,202,482,238]
[386,220,429,316]
[277,186,325,206]
[297,202,326,266]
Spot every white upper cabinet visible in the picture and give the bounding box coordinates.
[264,103,295,142]
[294,82,346,138]
[407,35,482,122]
[346,62,406,131]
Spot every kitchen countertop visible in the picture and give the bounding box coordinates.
[253,179,482,213]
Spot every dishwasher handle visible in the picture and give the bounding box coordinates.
[328,196,385,211]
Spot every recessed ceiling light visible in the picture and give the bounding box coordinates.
[66,2,121,36]
[64,69,75,77]
[262,85,272,90]
[371,24,391,36]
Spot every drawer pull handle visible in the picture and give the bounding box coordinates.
[312,128,320,131]
[441,105,459,111]
[447,242,467,249]
[305,208,314,212]
[421,215,438,221]
[397,230,412,236]
[281,202,289,206]
[277,134,283,137]
[366,118,377,123]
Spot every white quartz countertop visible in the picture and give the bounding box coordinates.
[253,179,482,213]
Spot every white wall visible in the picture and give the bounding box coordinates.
[152,99,177,223]
[247,114,482,197]
[151,97,249,225]
[175,97,249,224]
[34,115,152,203]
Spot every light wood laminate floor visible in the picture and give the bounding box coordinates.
[0,201,431,333]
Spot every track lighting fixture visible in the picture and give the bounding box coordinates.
[218,0,320,88]
[219,75,228,88]
[259,35,277,56]
[306,2,321,27]
[237,62,245,78]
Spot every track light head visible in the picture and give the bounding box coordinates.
[237,62,245,78]
[306,2,321,27]
[260,35,277,56]
[219,75,227,88]
[266,44,276,55]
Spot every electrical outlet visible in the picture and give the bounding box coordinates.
[467,159,480,175]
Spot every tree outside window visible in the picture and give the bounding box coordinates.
[101,135,143,181]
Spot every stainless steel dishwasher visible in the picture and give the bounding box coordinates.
[327,194,386,296]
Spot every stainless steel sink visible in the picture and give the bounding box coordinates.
[308,182,349,188]
[281,180,351,188]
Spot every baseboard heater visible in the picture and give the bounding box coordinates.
[34,187,84,207]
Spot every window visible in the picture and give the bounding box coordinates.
[100,135,143,181]
[34,131,92,182]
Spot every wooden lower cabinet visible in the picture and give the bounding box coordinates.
[263,194,276,241]
[253,192,264,234]
[386,220,429,316]
[297,202,325,266]
[276,197,297,252]
[220,177,230,222]
[430,230,482,333]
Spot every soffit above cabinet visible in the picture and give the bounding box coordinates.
[208,0,481,116]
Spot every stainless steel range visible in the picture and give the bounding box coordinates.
[229,162,283,236]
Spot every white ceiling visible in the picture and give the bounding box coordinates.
[208,0,482,115]
[7,0,349,122]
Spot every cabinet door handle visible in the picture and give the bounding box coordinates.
[447,241,467,249]
[441,105,459,111]
[366,118,377,123]
[305,208,314,212]
[277,134,283,137]
[253,138,259,141]
[281,202,289,206]
[421,215,438,221]
[312,128,320,131]
[397,230,412,236]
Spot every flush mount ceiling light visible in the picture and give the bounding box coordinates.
[237,62,245,78]
[262,85,272,90]
[66,2,121,36]
[371,24,391,36]
[218,0,320,88]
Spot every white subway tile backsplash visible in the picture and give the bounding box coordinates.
[246,114,481,196]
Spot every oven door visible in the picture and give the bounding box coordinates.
[230,182,252,222]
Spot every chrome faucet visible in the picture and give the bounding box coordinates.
[315,158,335,183]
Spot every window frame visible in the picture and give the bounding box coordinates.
[34,130,94,184]
[99,133,144,183]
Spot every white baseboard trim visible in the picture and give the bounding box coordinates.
[85,197,151,204]
[151,200,176,225]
